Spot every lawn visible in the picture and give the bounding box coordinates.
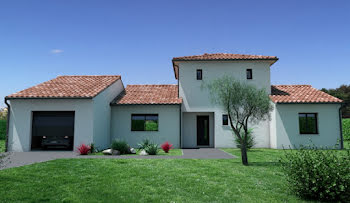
[0,149,308,203]
[0,120,349,202]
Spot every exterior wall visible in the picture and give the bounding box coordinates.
[269,102,277,148]
[182,112,214,148]
[7,99,93,152]
[111,105,181,148]
[178,61,272,148]
[274,103,342,149]
[92,80,124,150]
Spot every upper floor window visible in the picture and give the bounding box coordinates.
[222,114,228,125]
[246,69,253,79]
[131,114,158,131]
[196,69,202,80]
[299,113,318,134]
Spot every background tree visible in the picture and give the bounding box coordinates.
[203,76,273,165]
[321,85,350,118]
[0,107,8,120]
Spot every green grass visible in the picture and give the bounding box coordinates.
[91,149,183,156]
[0,140,5,153]
[0,119,6,140]
[0,150,309,203]
[0,119,5,152]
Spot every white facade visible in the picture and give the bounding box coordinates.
[92,80,124,150]
[271,103,342,149]
[7,99,94,152]
[111,105,181,148]
[178,61,272,148]
[5,57,343,151]
[7,80,124,152]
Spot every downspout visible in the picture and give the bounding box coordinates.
[179,103,182,149]
[4,98,10,152]
[339,105,343,149]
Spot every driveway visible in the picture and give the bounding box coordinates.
[0,148,235,170]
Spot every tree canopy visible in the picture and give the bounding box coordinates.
[203,76,273,165]
[321,84,350,118]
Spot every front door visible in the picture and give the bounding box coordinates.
[197,116,209,146]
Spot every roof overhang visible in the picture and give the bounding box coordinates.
[172,58,278,79]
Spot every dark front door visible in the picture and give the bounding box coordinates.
[197,116,209,146]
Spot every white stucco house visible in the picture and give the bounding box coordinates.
[4,53,344,152]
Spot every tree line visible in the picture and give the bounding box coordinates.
[321,84,350,118]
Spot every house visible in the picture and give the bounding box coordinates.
[4,53,344,152]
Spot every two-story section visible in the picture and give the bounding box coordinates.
[173,53,278,148]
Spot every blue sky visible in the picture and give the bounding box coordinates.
[1,0,349,107]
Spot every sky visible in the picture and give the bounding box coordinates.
[0,0,349,107]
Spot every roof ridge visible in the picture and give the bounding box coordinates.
[272,84,312,87]
[173,53,278,60]
[127,84,177,86]
[57,75,120,77]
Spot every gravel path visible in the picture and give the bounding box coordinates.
[0,148,235,170]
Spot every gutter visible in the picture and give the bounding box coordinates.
[4,98,10,152]
[339,106,344,149]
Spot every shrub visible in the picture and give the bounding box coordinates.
[138,138,151,150]
[161,141,173,153]
[111,139,129,154]
[280,145,350,202]
[145,143,159,155]
[234,128,255,150]
[89,143,96,153]
[343,119,350,141]
[77,144,91,155]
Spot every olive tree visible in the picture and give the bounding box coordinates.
[203,76,273,165]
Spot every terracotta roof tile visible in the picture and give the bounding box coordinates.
[112,85,182,105]
[6,75,121,99]
[270,85,343,104]
[172,53,278,61]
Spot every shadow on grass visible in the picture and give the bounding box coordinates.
[248,161,282,167]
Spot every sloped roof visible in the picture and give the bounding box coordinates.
[172,53,278,61]
[270,85,343,104]
[112,85,182,105]
[6,75,121,99]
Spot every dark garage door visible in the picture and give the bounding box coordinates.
[31,111,75,150]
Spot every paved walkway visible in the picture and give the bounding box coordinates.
[0,148,235,170]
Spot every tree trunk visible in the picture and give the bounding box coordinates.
[240,142,249,166]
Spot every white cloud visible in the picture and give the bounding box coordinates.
[51,49,64,54]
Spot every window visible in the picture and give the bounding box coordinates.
[131,114,158,131]
[196,69,202,80]
[222,114,228,125]
[246,69,253,79]
[299,113,318,134]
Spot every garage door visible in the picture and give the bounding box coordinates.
[31,111,75,150]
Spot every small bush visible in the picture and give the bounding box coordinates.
[138,138,151,150]
[280,145,350,202]
[343,119,350,141]
[161,141,173,153]
[111,139,129,154]
[234,128,255,150]
[77,144,91,155]
[89,143,96,153]
[145,143,159,155]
